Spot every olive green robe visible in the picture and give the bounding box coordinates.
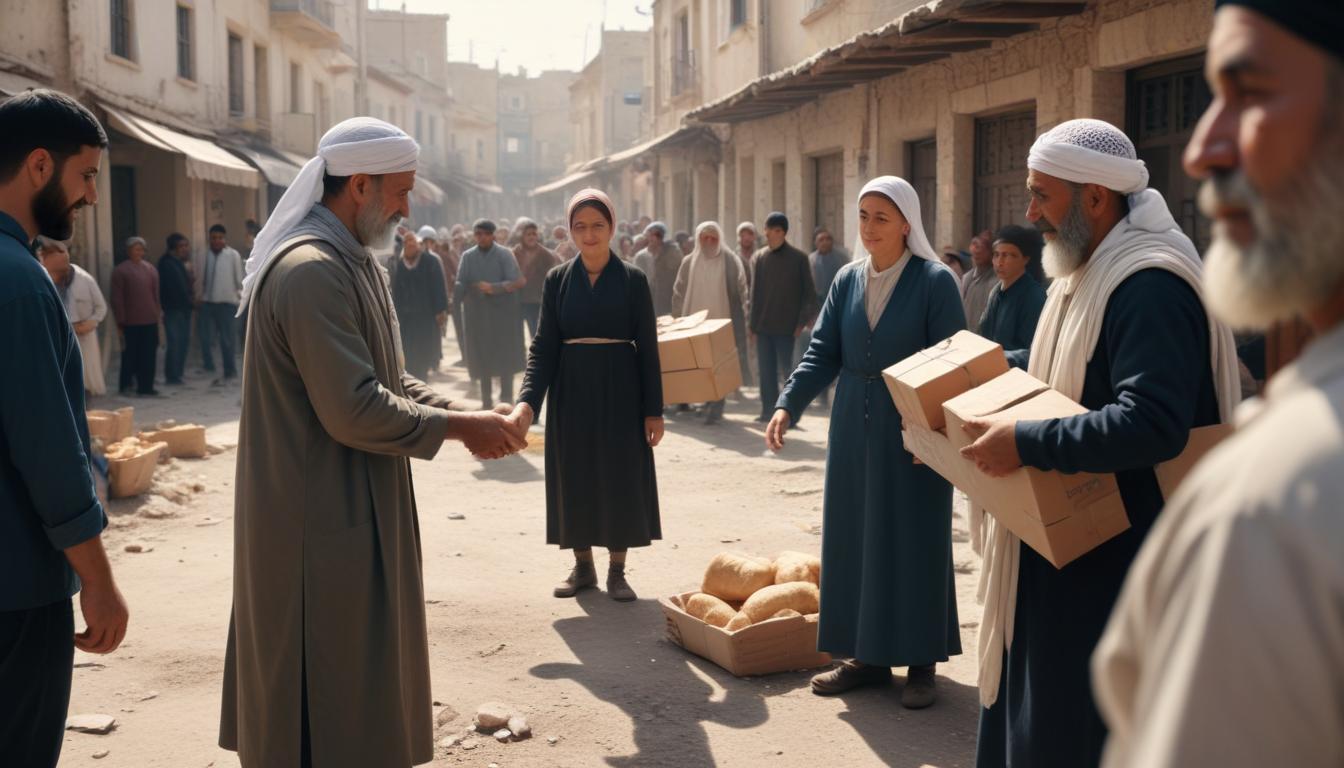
[220,236,452,767]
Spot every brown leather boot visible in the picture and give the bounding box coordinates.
[606,563,637,602]
[553,560,597,598]
[901,664,937,709]
[810,660,892,695]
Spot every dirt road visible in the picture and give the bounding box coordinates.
[61,341,983,768]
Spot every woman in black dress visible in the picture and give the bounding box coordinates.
[512,188,664,601]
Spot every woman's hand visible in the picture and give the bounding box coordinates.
[765,409,792,453]
[645,417,665,447]
[509,402,535,435]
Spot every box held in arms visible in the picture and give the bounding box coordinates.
[882,331,1009,431]
[659,592,831,677]
[657,311,742,405]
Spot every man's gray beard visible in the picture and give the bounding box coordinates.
[1202,124,1344,331]
[355,197,400,249]
[1041,191,1093,279]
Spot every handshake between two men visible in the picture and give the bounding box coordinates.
[445,402,539,460]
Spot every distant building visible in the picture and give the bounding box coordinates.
[498,68,577,217]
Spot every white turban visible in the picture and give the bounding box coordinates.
[415,225,438,241]
[854,175,939,264]
[1026,118,1149,194]
[238,117,420,314]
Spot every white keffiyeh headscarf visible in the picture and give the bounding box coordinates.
[975,118,1242,708]
[238,117,420,314]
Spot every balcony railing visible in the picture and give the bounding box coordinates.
[270,0,340,48]
[671,49,698,97]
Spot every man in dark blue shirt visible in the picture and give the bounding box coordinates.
[0,89,129,768]
[979,224,1047,355]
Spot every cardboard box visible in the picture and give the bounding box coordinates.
[86,407,134,445]
[940,368,1129,567]
[662,351,743,405]
[882,331,1009,431]
[1155,424,1235,500]
[139,424,208,459]
[106,439,167,498]
[660,592,831,677]
[657,311,737,373]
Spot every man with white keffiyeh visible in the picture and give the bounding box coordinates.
[960,119,1241,768]
[220,117,525,768]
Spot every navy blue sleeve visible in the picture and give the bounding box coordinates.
[632,268,664,417]
[0,293,105,550]
[1015,270,1206,474]
[778,271,848,420]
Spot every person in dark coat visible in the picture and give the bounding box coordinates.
[750,212,818,423]
[978,225,1046,354]
[158,233,194,386]
[961,119,1239,768]
[766,176,964,710]
[388,228,448,381]
[512,188,664,603]
[455,219,526,408]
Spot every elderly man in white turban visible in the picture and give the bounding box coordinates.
[219,117,525,768]
[959,118,1241,768]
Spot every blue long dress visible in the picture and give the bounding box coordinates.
[778,257,965,666]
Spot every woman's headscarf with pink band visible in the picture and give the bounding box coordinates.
[565,188,617,245]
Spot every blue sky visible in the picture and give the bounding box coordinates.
[367,0,653,75]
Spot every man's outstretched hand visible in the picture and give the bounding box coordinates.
[448,410,527,459]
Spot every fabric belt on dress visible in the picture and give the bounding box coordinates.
[563,337,637,350]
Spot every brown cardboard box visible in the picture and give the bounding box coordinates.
[660,592,831,677]
[1155,424,1235,500]
[87,407,134,445]
[657,311,737,373]
[662,351,743,405]
[882,331,1009,431]
[106,439,167,498]
[139,424,208,459]
[938,369,1129,567]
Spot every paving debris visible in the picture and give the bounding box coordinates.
[507,715,532,740]
[124,542,152,553]
[66,714,117,734]
[473,702,513,731]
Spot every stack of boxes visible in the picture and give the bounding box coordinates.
[657,311,743,405]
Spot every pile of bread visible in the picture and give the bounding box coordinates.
[685,551,821,632]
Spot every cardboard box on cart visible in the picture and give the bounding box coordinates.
[656,311,743,404]
[659,592,831,677]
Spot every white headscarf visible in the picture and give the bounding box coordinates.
[1027,118,1149,195]
[238,117,420,314]
[691,221,724,259]
[853,176,939,265]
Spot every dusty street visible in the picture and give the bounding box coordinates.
[62,338,984,768]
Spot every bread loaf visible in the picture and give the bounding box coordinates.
[773,551,821,586]
[739,582,820,624]
[685,593,736,628]
[701,553,776,602]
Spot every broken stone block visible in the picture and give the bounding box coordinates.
[434,705,459,728]
[493,729,511,742]
[473,702,512,731]
[507,715,532,740]
[66,714,117,734]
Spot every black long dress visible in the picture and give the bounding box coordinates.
[388,252,448,379]
[518,253,662,549]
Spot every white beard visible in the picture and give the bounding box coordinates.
[1202,129,1344,331]
[1041,192,1092,279]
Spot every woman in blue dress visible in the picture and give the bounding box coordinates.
[765,176,965,709]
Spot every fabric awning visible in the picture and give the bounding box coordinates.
[224,143,309,188]
[104,105,260,188]
[689,0,1087,123]
[529,168,595,197]
[412,175,446,205]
